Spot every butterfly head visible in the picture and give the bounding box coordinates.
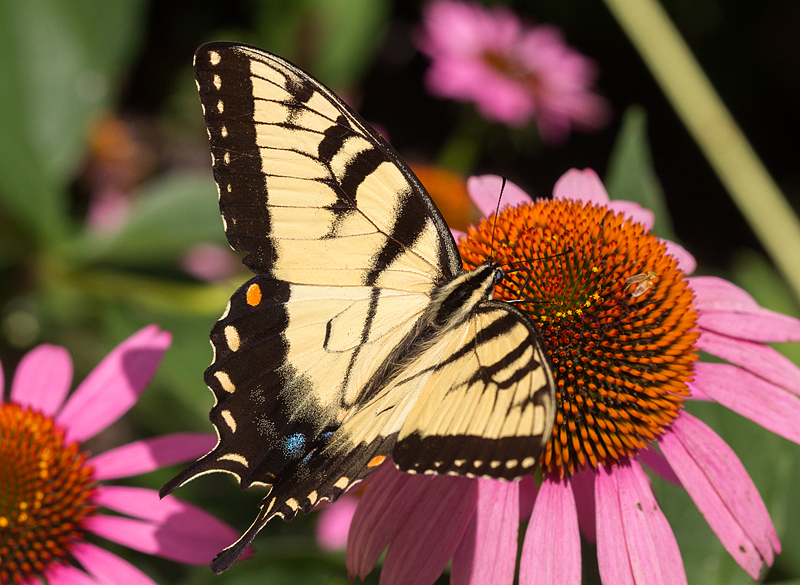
[432,260,504,329]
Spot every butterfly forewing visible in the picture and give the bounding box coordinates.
[162,41,556,574]
[194,42,461,286]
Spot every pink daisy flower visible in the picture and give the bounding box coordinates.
[415,0,610,141]
[0,325,243,585]
[316,494,360,553]
[347,169,800,584]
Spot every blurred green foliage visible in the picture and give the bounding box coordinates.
[0,0,798,584]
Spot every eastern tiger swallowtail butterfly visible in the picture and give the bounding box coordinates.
[161,41,556,573]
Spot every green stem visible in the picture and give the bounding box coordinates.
[603,0,800,302]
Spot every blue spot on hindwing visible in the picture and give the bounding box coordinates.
[283,433,306,458]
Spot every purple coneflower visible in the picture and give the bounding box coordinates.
[415,0,610,142]
[346,169,800,584]
[0,325,241,584]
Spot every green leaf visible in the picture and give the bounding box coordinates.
[307,0,390,90]
[0,0,145,241]
[605,106,676,240]
[73,172,227,267]
[253,0,390,90]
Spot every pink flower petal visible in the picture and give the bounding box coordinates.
[697,330,800,396]
[698,311,800,343]
[595,467,634,585]
[452,479,518,585]
[86,510,239,565]
[72,541,157,585]
[663,240,696,275]
[518,474,538,519]
[93,486,225,531]
[690,275,761,310]
[520,477,580,585]
[596,462,686,585]
[692,362,800,444]
[570,468,597,542]
[553,168,609,205]
[316,494,359,552]
[637,447,682,485]
[348,462,419,578]
[44,563,100,585]
[57,325,171,442]
[690,279,800,342]
[466,175,531,218]
[451,227,466,241]
[689,276,800,342]
[659,413,778,578]
[11,345,72,416]
[89,432,217,480]
[607,201,654,230]
[380,475,478,585]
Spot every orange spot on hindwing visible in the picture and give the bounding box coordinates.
[367,455,386,468]
[246,283,262,306]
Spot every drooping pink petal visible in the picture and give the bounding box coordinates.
[44,562,101,585]
[452,479,518,585]
[520,477,580,585]
[698,311,800,343]
[86,510,239,565]
[663,240,696,275]
[348,462,420,579]
[596,462,686,585]
[316,494,359,552]
[659,413,779,578]
[570,468,596,542]
[451,227,467,241]
[686,383,712,401]
[466,175,531,218]
[72,541,157,585]
[638,448,682,486]
[10,345,72,416]
[595,467,635,585]
[381,475,478,585]
[92,486,227,535]
[608,201,654,230]
[691,279,800,342]
[697,330,800,396]
[89,432,217,480]
[553,168,609,205]
[518,474,538,519]
[691,362,800,444]
[57,325,171,443]
[691,275,766,311]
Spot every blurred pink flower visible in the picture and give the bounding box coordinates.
[316,494,359,552]
[416,0,610,141]
[86,188,132,234]
[346,170,800,584]
[0,325,243,585]
[181,242,241,282]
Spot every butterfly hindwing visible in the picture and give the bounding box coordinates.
[393,302,555,479]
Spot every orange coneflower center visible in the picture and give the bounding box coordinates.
[459,199,699,476]
[0,403,97,584]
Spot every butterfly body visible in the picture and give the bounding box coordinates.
[161,42,555,573]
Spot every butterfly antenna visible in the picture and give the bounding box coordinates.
[490,176,507,262]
